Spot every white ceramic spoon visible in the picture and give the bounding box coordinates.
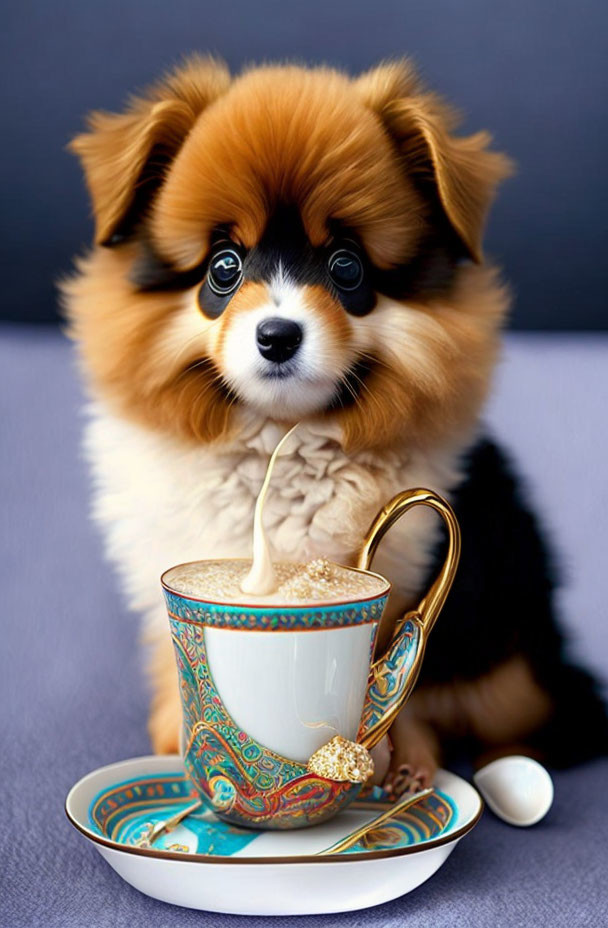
[473,754,554,827]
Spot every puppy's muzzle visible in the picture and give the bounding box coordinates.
[256,317,303,363]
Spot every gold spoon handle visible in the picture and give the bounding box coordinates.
[133,798,204,848]
[316,787,434,856]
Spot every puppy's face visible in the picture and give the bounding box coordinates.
[65,57,511,451]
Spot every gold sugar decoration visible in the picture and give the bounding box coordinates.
[307,735,374,783]
[305,558,334,581]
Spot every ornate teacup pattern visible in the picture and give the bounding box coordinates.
[163,488,461,830]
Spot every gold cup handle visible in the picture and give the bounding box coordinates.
[355,488,461,749]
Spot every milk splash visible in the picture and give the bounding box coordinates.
[240,424,299,595]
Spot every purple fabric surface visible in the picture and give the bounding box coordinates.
[1,328,607,927]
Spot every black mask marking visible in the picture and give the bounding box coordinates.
[131,205,462,314]
[240,206,377,317]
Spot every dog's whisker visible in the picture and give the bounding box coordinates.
[173,356,211,385]
[169,331,209,370]
[357,350,392,373]
[347,369,383,419]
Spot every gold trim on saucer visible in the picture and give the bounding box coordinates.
[65,757,484,866]
[65,794,484,866]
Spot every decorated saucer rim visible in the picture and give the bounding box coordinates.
[65,755,483,866]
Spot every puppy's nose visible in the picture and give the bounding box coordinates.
[256,318,303,363]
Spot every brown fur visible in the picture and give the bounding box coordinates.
[63,245,508,453]
[147,632,183,754]
[338,265,508,451]
[69,55,231,245]
[149,65,427,270]
[354,60,512,262]
[63,245,235,443]
[64,55,511,454]
[64,55,520,779]
[386,655,554,792]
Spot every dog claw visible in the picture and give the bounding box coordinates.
[383,763,433,800]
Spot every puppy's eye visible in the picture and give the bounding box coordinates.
[207,248,243,296]
[328,249,364,291]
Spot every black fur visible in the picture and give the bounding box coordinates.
[419,437,608,767]
[130,204,461,315]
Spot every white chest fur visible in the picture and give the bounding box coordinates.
[84,406,464,634]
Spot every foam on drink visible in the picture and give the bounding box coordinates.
[163,557,387,605]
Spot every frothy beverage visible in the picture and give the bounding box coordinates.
[163,557,387,605]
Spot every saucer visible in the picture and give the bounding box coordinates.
[66,755,483,915]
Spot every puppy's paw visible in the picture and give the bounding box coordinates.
[383,712,440,800]
[384,762,435,800]
[148,699,181,754]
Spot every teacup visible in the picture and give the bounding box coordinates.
[162,488,460,829]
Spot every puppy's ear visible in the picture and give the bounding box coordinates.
[355,60,514,262]
[69,55,231,246]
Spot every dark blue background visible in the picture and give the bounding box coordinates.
[2,0,607,328]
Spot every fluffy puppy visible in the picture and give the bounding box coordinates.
[63,55,607,792]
